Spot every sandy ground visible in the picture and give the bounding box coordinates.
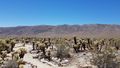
[13,43,97,68]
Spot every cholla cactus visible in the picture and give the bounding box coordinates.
[0,40,9,53]
[10,40,16,52]
[114,39,120,50]
[17,48,27,58]
[12,52,20,61]
[73,37,77,44]
[37,43,46,55]
[0,51,7,60]
[5,39,10,44]
[32,41,35,50]
[73,44,80,53]
[0,57,3,66]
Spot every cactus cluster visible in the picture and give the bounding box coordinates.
[0,37,119,68]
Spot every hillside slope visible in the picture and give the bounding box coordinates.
[0,24,120,38]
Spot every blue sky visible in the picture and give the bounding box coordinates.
[0,0,120,27]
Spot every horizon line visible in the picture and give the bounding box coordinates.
[0,23,120,28]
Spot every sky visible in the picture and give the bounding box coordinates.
[0,0,120,27]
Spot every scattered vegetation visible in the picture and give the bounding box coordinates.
[0,37,120,68]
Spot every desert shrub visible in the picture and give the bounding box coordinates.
[56,40,70,60]
[1,60,19,68]
[90,46,120,68]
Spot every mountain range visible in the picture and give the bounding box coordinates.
[0,24,120,38]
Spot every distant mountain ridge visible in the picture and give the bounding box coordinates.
[0,24,120,38]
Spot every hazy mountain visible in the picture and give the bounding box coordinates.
[0,24,120,38]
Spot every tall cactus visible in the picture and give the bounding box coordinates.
[32,41,35,50]
[10,40,16,52]
[73,37,77,44]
